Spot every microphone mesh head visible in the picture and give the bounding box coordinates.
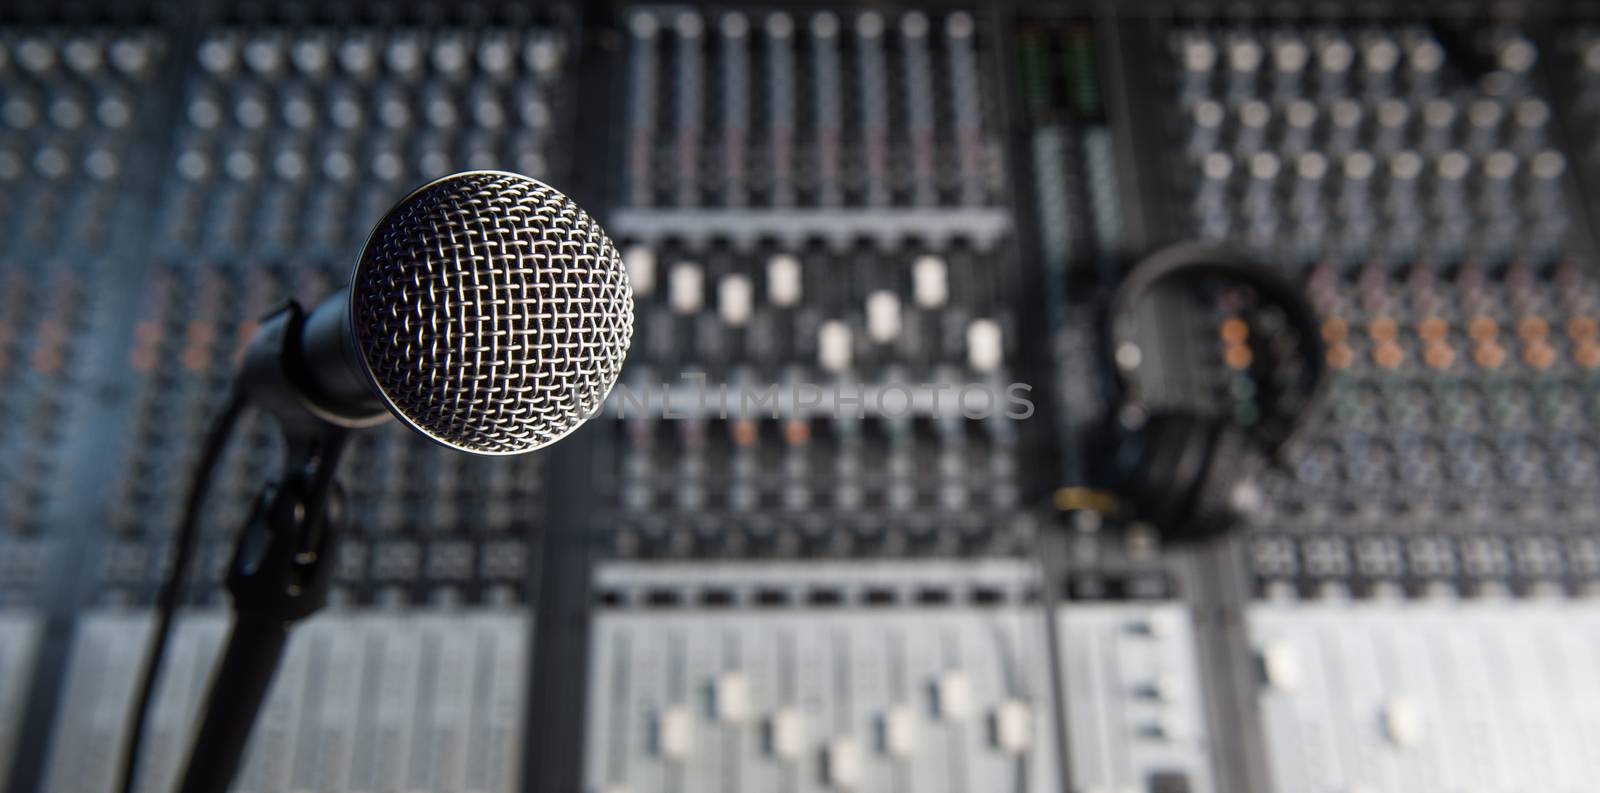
[351,171,633,454]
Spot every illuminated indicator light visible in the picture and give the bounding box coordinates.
[1566,315,1597,341]
[1052,487,1118,513]
[1320,317,1348,343]
[182,346,210,371]
[1373,342,1404,369]
[1423,343,1455,370]
[1576,342,1600,369]
[1327,343,1354,369]
[1523,342,1556,370]
[1367,316,1398,343]
[783,419,810,446]
[1219,317,1249,344]
[731,419,759,446]
[31,346,61,374]
[1467,315,1498,342]
[1417,316,1448,343]
[1224,344,1253,369]
[186,320,216,344]
[1516,315,1548,341]
[1473,343,1506,369]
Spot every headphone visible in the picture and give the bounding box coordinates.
[1098,242,1331,540]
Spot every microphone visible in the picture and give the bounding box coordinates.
[277,169,635,452]
[143,171,633,793]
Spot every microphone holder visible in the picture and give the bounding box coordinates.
[175,300,384,793]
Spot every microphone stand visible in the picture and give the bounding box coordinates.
[174,300,379,793]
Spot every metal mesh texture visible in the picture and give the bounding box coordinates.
[351,171,633,454]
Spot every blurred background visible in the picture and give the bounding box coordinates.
[2,1,1600,792]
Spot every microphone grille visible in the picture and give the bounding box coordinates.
[351,171,633,454]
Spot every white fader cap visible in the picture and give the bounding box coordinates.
[669,262,703,314]
[770,708,808,761]
[866,290,902,343]
[819,320,853,373]
[657,706,694,761]
[713,672,752,723]
[913,255,948,307]
[967,319,1003,373]
[718,275,753,327]
[623,244,656,296]
[882,706,917,757]
[768,253,803,306]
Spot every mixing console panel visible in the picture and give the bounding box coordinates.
[102,11,574,608]
[584,564,1219,793]
[604,236,1033,561]
[609,6,1011,248]
[41,609,527,793]
[1146,23,1600,597]
[604,5,1034,567]
[3,3,1600,793]
[0,614,39,789]
[0,28,165,261]
[157,23,568,261]
[585,564,1059,793]
[1249,600,1600,793]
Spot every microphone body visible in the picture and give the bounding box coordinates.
[242,170,634,453]
[169,171,633,793]
[297,289,383,417]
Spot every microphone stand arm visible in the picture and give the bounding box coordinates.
[174,301,380,793]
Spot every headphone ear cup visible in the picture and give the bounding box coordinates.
[1111,412,1219,533]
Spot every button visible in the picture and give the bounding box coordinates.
[768,254,803,306]
[966,319,1002,372]
[1148,771,1192,793]
[825,738,863,788]
[719,275,753,327]
[1143,712,1188,741]
[669,263,704,314]
[624,245,656,296]
[992,699,1031,754]
[1382,695,1424,747]
[881,706,917,757]
[866,291,901,343]
[935,671,972,720]
[1261,640,1302,691]
[658,706,694,760]
[770,708,808,761]
[1181,38,1217,73]
[912,255,947,308]
[819,320,852,372]
[713,672,752,724]
[1140,673,1179,702]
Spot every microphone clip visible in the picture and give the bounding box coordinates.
[226,444,347,626]
[226,298,364,629]
[239,300,389,437]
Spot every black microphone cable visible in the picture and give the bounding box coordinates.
[115,384,250,793]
